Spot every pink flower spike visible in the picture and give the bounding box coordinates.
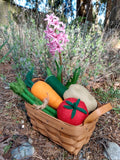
[50,49,56,56]
[51,19,60,29]
[44,13,69,56]
[44,13,59,26]
[44,13,54,21]
[45,26,54,34]
[58,22,66,31]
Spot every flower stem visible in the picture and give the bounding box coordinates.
[59,52,63,83]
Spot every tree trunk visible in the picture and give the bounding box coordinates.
[104,0,112,29]
[94,0,100,25]
[105,0,120,29]
[76,0,93,22]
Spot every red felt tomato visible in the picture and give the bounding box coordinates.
[57,98,88,125]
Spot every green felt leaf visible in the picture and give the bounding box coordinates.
[73,103,77,109]
[71,109,76,119]
[65,100,73,106]
[74,99,80,109]
[26,68,34,80]
[24,68,34,88]
[76,99,80,106]
[64,105,73,109]
[24,78,34,88]
[77,107,87,114]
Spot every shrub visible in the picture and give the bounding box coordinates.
[1,15,52,79]
[0,12,109,86]
[93,86,120,103]
[62,24,105,85]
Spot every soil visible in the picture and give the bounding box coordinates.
[0,62,120,160]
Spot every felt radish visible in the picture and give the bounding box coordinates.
[57,98,89,125]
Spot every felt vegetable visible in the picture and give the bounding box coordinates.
[46,64,67,98]
[63,84,97,113]
[31,80,63,109]
[57,98,88,125]
[46,61,63,83]
[25,72,63,109]
[42,107,57,117]
[45,75,67,99]
[65,67,81,88]
[10,78,57,117]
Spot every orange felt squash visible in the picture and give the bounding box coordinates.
[31,80,63,109]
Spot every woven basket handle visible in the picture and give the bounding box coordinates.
[84,103,112,124]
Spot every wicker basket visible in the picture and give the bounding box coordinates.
[25,102,112,155]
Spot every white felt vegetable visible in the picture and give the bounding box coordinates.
[63,84,97,113]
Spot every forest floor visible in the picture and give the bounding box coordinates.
[0,60,120,160]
